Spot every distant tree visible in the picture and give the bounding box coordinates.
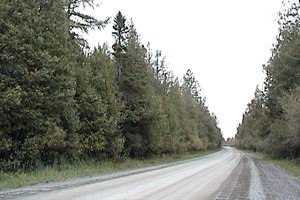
[237,2,300,159]
[112,11,129,79]
[181,70,222,151]
[236,88,270,151]
[183,69,203,104]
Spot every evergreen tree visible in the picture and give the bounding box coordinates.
[183,69,203,103]
[112,11,129,79]
[164,80,185,152]
[237,2,300,159]
[118,23,154,156]
[264,3,300,119]
[236,88,270,151]
[0,6,224,172]
[0,0,78,171]
[75,46,124,159]
[67,0,109,46]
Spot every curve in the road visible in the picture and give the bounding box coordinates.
[5,147,300,200]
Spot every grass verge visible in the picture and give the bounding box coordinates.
[253,152,300,178]
[0,149,220,190]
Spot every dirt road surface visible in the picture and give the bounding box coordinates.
[2,147,300,200]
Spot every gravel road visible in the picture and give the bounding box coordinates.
[214,152,300,200]
[1,147,300,200]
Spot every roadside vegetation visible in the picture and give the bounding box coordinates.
[236,2,300,162]
[0,0,222,181]
[0,149,219,189]
[253,152,300,178]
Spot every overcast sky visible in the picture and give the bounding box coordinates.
[85,0,284,139]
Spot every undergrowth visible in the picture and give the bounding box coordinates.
[0,149,219,189]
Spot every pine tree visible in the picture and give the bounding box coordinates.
[0,0,80,171]
[67,0,109,46]
[120,23,152,156]
[183,69,203,103]
[75,46,124,159]
[112,11,129,79]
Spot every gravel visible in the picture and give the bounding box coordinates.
[251,155,300,200]
[0,151,224,199]
[2,149,300,200]
[214,152,300,200]
[249,158,266,200]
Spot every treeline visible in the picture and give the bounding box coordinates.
[0,1,222,172]
[236,2,300,159]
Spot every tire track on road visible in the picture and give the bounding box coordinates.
[213,154,251,200]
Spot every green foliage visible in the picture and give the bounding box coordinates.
[112,11,129,52]
[112,11,128,79]
[236,88,270,151]
[111,13,222,157]
[118,23,156,157]
[67,0,109,46]
[163,81,185,152]
[237,2,300,159]
[0,7,222,173]
[0,0,79,171]
[75,47,124,159]
[281,88,300,157]
[183,69,202,103]
[1,149,220,189]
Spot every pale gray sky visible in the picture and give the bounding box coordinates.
[85,0,284,139]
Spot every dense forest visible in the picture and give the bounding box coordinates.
[236,2,300,159]
[0,1,222,172]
